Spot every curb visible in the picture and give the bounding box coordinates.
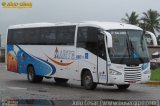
[144,81,160,85]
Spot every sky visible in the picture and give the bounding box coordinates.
[0,0,160,46]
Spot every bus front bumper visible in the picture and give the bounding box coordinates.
[108,73,151,85]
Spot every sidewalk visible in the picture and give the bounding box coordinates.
[145,81,160,85]
[0,62,5,65]
[0,62,6,68]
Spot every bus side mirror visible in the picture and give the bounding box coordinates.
[104,31,113,48]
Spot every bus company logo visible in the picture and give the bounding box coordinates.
[46,47,74,67]
[54,47,75,60]
[1,1,32,8]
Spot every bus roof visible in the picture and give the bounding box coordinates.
[8,21,142,30]
[8,22,77,29]
[8,23,55,29]
[79,21,142,30]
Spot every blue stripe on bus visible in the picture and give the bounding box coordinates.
[7,45,56,76]
[32,56,56,75]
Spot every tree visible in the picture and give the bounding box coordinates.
[142,9,160,34]
[121,11,140,25]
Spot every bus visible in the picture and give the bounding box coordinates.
[6,22,151,90]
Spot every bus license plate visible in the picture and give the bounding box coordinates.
[128,81,136,83]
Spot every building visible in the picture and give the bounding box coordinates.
[0,33,5,62]
[0,33,1,47]
[0,47,5,62]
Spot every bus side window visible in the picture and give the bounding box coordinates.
[12,29,25,44]
[25,28,40,44]
[40,27,56,45]
[77,27,98,55]
[7,29,13,44]
[57,26,75,45]
[77,27,88,48]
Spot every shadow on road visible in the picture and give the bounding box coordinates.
[4,78,138,93]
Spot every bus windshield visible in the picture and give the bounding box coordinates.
[108,30,149,65]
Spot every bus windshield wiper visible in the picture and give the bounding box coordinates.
[126,31,131,58]
[126,38,131,58]
[129,35,144,63]
[129,40,134,52]
[119,34,130,64]
[140,33,145,51]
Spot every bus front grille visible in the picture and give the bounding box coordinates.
[124,66,141,82]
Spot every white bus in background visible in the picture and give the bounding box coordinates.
[7,21,151,90]
[145,31,158,46]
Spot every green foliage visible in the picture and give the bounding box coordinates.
[122,9,160,35]
[142,9,160,34]
[151,68,160,81]
[121,11,140,25]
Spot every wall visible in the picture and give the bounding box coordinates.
[148,46,160,59]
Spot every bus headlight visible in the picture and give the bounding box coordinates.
[143,69,150,74]
[142,63,148,70]
[109,69,122,75]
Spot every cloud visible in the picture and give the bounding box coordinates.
[0,0,160,46]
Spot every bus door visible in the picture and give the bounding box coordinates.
[97,34,108,83]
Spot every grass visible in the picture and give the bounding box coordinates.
[151,68,160,81]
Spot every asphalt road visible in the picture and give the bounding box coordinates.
[0,63,160,106]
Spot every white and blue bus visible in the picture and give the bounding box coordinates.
[7,21,150,90]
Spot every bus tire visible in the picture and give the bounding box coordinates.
[82,71,97,90]
[117,84,130,90]
[45,77,52,79]
[54,78,68,83]
[27,66,43,83]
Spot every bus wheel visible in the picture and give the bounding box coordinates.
[27,66,43,83]
[117,84,130,90]
[82,71,97,90]
[54,78,68,83]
